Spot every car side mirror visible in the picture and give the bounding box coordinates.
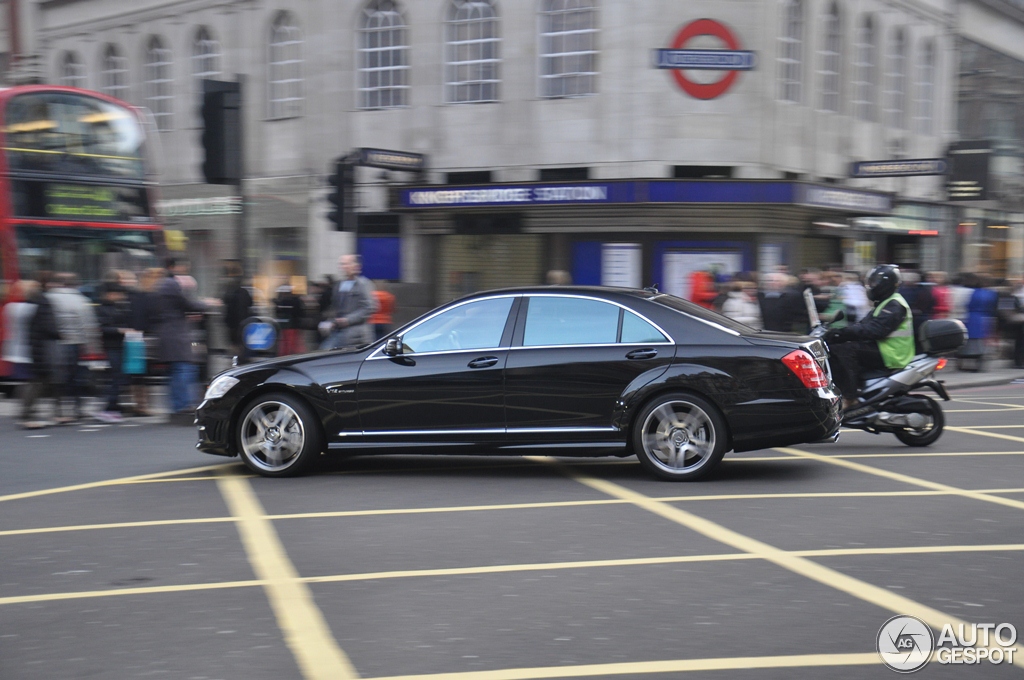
[384,337,402,357]
[832,309,845,323]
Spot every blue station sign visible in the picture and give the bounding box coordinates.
[399,181,892,215]
[850,159,948,178]
[655,49,756,71]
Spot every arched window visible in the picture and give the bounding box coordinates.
[144,36,173,131]
[852,15,876,121]
[269,12,304,118]
[778,0,803,103]
[192,27,222,126]
[445,0,500,103]
[915,40,935,135]
[59,51,86,88]
[539,0,598,98]
[885,28,907,129]
[100,44,129,101]
[818,2,841,112]
[358,0,409,109]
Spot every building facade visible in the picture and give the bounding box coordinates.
[19,0,973,310]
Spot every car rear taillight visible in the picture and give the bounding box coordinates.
[782,350,830,389]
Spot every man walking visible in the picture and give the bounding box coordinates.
[319,254,378,350]
[47,272,100,423]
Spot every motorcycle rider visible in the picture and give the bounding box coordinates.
[824,264,915,409]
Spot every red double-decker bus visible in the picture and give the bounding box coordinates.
[0,85,163,381]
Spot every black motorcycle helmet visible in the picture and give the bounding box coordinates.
[865,264,901,302]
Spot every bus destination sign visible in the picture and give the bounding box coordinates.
[45,184,121,219]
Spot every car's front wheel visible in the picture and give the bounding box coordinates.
[632,393,728,481]
[236,392,322,477]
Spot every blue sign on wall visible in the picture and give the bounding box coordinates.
[850,159,948,178]
[654,49,756,71]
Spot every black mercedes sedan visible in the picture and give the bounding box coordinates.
[196,287,840,481]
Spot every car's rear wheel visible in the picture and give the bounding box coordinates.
[632,393,728,481]
[236,392,322,477]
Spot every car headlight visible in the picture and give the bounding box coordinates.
[204,375,240,401]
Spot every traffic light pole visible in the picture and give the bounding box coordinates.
[234,75,248,279]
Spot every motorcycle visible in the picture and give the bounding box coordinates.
[806,290,967,447]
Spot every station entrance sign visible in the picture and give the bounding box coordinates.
[656,19,756,100]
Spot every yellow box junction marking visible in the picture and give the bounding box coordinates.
[543,459,1024,670]
[0,463,234,503]
[215,471,359,680]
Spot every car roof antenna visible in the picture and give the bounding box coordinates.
[644,284,660,294]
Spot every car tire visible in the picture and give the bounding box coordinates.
[236,392,322,477]
[632,392,728,481]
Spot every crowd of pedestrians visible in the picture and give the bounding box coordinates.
[692,265,1024,370]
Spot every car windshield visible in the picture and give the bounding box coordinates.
[649,293,756,334]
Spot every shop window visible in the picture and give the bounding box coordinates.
[673,166,733,179]
[539,167,589,181]
[524,296,619,346]
[446,170,492,184]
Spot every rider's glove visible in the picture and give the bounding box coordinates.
[823,328,848,345]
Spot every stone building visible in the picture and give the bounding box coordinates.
[10,0,989,308]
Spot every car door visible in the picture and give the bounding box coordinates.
[504,294,676,440]
[355,295,519,440]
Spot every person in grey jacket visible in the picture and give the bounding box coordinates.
[47,272,100,422]
[319,254,378,350]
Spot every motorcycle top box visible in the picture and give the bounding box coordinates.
[919,319,967,355]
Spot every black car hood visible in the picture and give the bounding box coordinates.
[221,346,369,379]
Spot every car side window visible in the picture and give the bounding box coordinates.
[400,297,514,354]
[523,296,619,346]
[621,310,668,343]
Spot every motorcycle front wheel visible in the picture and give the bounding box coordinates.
[894,396,944,447]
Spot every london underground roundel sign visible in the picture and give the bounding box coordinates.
[656,19,756,100]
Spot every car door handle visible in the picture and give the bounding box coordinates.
[626,348,659,360]
[468,356,499,369]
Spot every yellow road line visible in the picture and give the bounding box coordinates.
[777,447,1024,512]
[948,425,1024,429]
[362,652,881,679]
[729,451,1024,461]
[550,462,1024,670]
[945,408,1024,413]
[8,487,1024,539]
[216,471,359,680]
[947,427,1024,445]
[0,463,236,503]
[4,542,1024,607]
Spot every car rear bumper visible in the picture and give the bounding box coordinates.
[726,387,842,453]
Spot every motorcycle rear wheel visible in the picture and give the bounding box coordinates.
[894,396,944,447]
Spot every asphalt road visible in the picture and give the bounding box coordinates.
[2,385,1024,679]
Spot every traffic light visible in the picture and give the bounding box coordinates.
[201,79,242,185]
[327,159,354,230]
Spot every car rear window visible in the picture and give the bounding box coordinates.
[649,294,752,334]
